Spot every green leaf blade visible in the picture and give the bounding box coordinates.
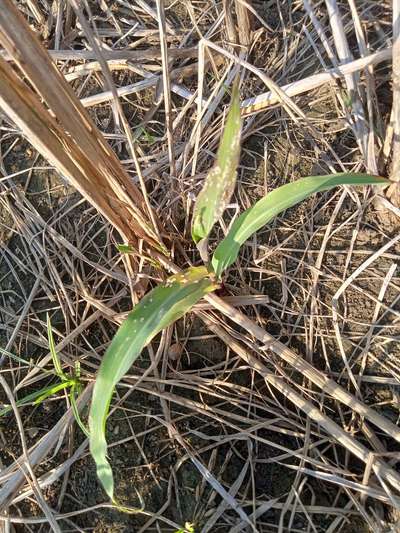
[47,314,67,380]
[191,82,242,244]
[212,173,389,278]
[0,381,74,418]
[89,266,217,502]
[116,244,134,254]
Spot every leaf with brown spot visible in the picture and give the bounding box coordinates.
[191,80,242,245]
[89,266,217,503]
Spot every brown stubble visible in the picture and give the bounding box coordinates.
[0,0,161,251]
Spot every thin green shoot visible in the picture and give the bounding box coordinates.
[0,318,89,436]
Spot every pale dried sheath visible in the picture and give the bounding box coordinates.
[391,0,400,181]
[0,46,198,62]
[325,0,369,161]
[241,48,392,115]
[348,0,378,174]
[156,0,176,178]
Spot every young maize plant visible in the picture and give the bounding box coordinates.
[89,81,389,505]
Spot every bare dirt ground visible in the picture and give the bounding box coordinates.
[0,0,400,532]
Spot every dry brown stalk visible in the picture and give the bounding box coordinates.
[222,0,238,44]
[235,0,252,47]
[0,0,161,250]
[388,0,400,204]
[155,0,176,179]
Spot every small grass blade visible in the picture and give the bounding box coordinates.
[174,523,195,533]
[34,380,75,404]
[0,347,35,367]
[47,314,67,380]
[70,386,90,437]
[116,244,134,253]
[89,266,217,502]
[212,173,389,277]
[191,81,242,246]
[0,381,75,417]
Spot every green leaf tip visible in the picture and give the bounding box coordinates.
[191,79,242,245]
[89,266,217,502]
[212,173,389,278]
